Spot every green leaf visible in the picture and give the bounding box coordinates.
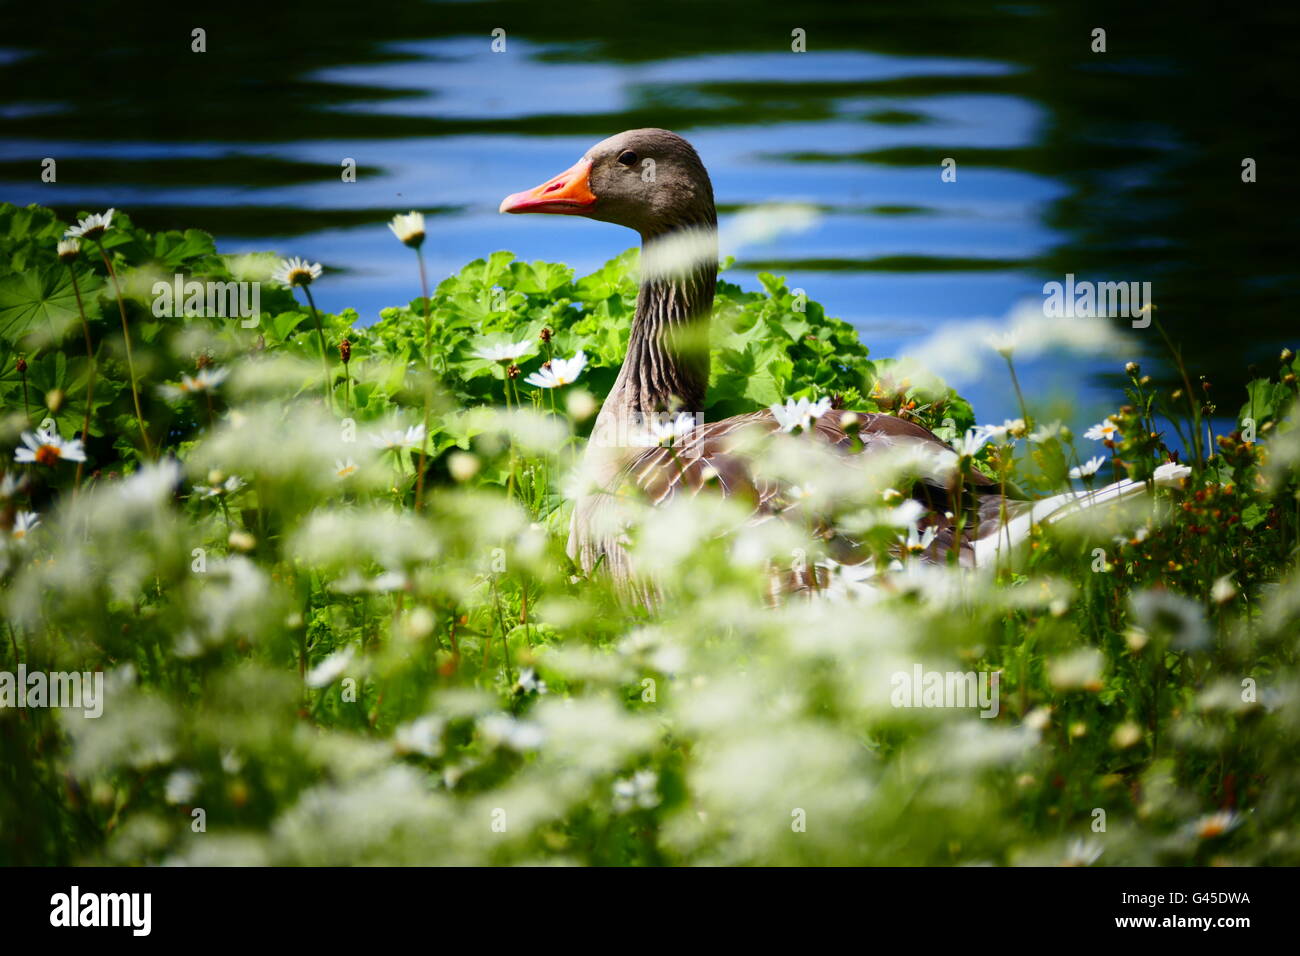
[0,264,100,345]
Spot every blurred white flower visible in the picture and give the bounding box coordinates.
[14,428,86,465]
[976,419,1025,443]
[1061,838,1104,866]
[369,424,425,451]
[328,570,409,594]
[0,472,24,498]
[525,351,587,388]
[271,256,322,287]
[11,510,39,542]
[900,299,1128,386]
[57,237,81,261]
[160,367,229,399]
[986,331,1019,357]
[1130,589,1209,651]
[770,396,831,433]
[479,713,545,751]
[613,770,660,812]
[116,459,183,510]
[1153,461,1191,484]
[903,523,938,556]
[475,340,532,364]
[1192,810,1240,840]
[515,668,548,695]
[335,458,358,479]
[387,211,426,249]
[1211,575,1237,605]
[194,474,244,498]
[632,412,698,447]
[164,769,200,805]
[950,428,990,459]
[306,646,356,688]
[1029,421,1065,444]
[394,715,444,757]
[1069,456,1105,479]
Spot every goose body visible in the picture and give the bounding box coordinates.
[499,129,1183,594]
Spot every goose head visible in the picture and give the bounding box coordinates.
[499,128,716,239]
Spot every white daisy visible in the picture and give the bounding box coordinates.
[950,428,991,459]
[64,208,114,241]
[14,428,86,466]
[0,472,26,499]
[976,418,1025,444]
[387,211,426,248]
[474,340,533,364]
[769,396,832,433]
[271,256,322,287]
[11,510,39,542]
[160,366,229,399]
[986,331,1019,357]
[1153,461,1192,484]
[368,423,426,451]
[515,668,547,695]
[903,522,939,556]
[335,458,358,479]
[1069,456,1105,479]
[1083,419,1119,442]
[194,475,245,498]
[525,351,588,388]
[56,238,80,262]
[1192,810,1240,840]
[1029,421,1065,444]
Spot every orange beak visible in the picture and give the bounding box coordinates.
[499,158,597,215]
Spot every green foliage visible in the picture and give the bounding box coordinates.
[2,204,1299,867]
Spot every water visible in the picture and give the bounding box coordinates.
[2,0,1296,431]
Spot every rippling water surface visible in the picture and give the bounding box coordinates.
[2,0,1295,425]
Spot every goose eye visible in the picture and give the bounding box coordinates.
[617,150,638,167]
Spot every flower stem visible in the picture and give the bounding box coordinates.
[414,247,434,512]
[302,285,331,408]
[1003,354,1032,430]
[96,241,152,458]
[67,265,96,491]
[18,361,29,425]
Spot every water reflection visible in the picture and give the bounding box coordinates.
[1,0,1295,425]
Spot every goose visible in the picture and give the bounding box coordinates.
[499,129,1187,595]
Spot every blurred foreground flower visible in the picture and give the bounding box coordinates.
[770,396,831,433]
[1070,456,1105,479]
[10,510,39,542]
[387,211,426,249]
[476,340,532,364]
[14,428,86,466]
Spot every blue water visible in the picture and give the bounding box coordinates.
[8,10,1281,438]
